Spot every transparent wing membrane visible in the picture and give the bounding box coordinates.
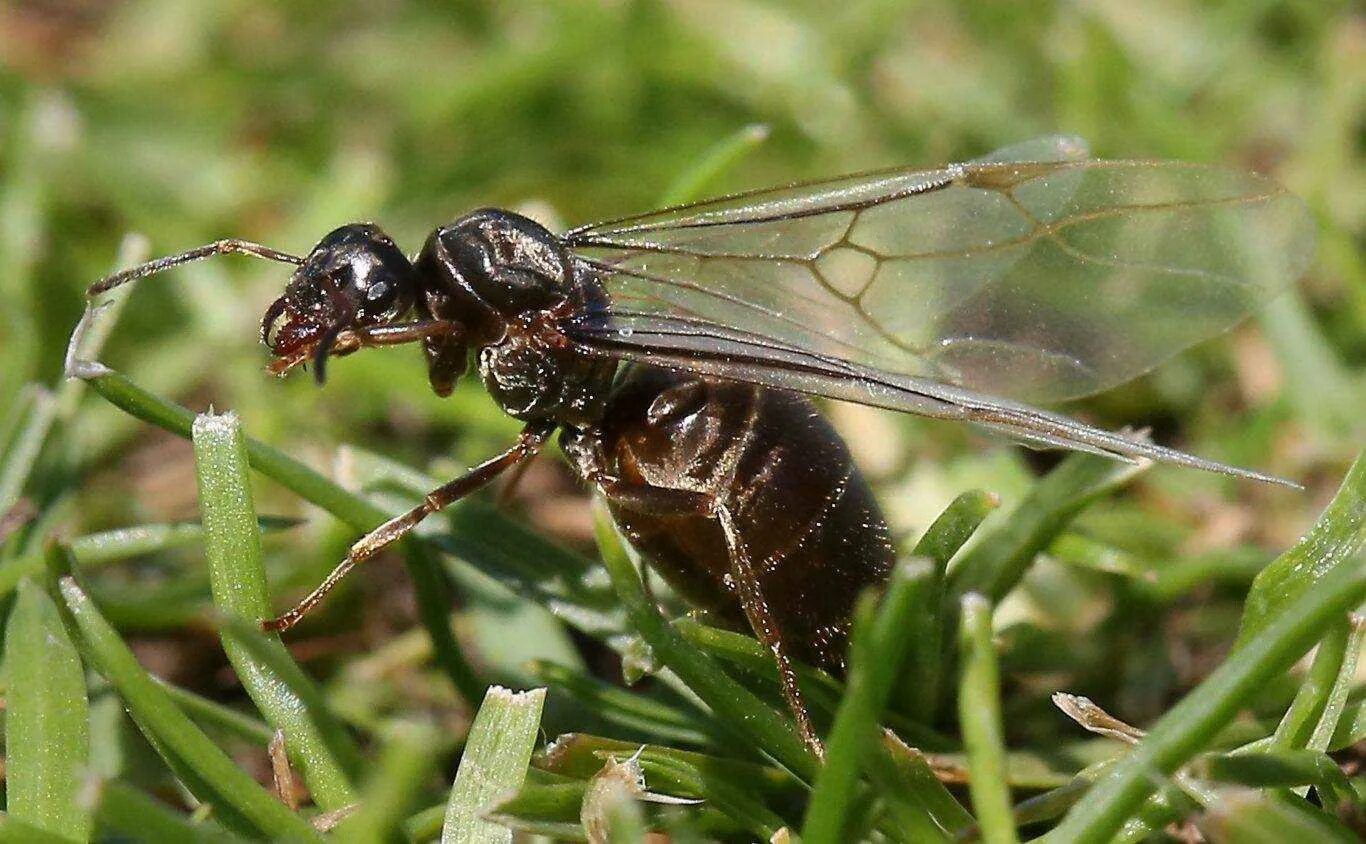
[562,140,1313,484]
[567,151,1313,405]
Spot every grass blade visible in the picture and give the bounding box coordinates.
[941,455,1141,694]
[0,386,55,513]
[1236,453,1366,646]
[958,593,1018,844]
[73,360,378,530]
[591,501,818,781]
[946,454,1141,605]
[903,490,999,721]
[1051,451,1366,843]
[1270,618,1352,750]
[1197,748,1354,810]
[1258,290,1364,444]
[87,779,246,843]
[1306,616,1366,752]
[869,733,975,837]
[54,574,321,841]
[442,686,547,844]
[403,540,488,705]
[74,356,498,706]
[5,574,91,841]
[0,813,82,844]
[1196,788,1359,843]
[403,803,448,842]
[672,617,955,751]
[193,410,361,810]
[484,781,588,841]
[803,560,938,843]
[0,518,297,600]
[658,123,770,206]
[536,734,794,839]
[158,679,276,746]
[336,722,442,843]
[529,659,716,746]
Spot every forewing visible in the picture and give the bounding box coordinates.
[565,154,1314,404]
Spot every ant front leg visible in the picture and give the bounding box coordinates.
[263,420,556,632]
[566,428,825,759]
[268,320,462,376]
[352,319,462,348]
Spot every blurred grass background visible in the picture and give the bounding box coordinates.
[0,0,1363,840]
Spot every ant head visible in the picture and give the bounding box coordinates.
[261,223,415,367]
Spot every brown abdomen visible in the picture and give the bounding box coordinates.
[598,366,895,674]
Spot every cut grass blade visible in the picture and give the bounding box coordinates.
[592,500,818,782]
[5,574,91,841]
[192,409,362,809]
[53,574,321,841]
[442,686,547,844]
[958,593,1018,844]
[803,560,938,844]
[1051,451,1366,843]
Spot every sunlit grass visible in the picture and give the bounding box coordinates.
[0,1,1362,840]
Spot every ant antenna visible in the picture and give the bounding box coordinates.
[87,239,305,297]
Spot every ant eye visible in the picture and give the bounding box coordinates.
[366,280,391,303]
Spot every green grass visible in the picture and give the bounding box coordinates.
[1,2,1363,841]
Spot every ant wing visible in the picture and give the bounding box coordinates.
[561,141,1313,484]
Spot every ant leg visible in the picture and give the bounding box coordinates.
[577,451,825,759]
[263,420,555,632]
[714,504,825,760]
[267,320,463,376]
[351,320,461,348]
[495,455,536,509]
